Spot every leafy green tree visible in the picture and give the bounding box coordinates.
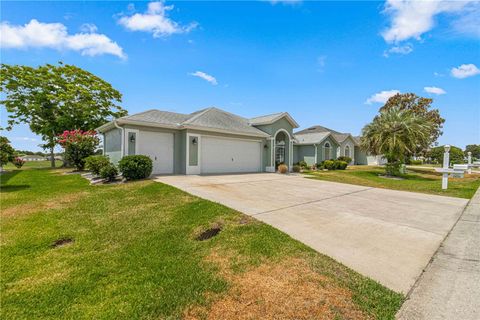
[0,136,15,171]
[380,93,444,155]
[1,62,127,168]
[361,107,434,176]
[427,146,465,165]
[465,144,480,160]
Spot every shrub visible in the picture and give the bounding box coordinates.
[118,155,153,180]
[298,160,308,169]
[292,165,301,173]
[385,162,402,176]
[100,163,118,182]
[278,164,288,174]
[85,155,110,176]
[12,157,26,168]
[337,156,352,164]
[334,160,348,170]
[323,160,335,170]
[315,161,324,169]
[410,159,423,165]
[58,130,99,170]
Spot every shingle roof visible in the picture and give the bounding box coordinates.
[113,107,269,137]
[183,108,269,136]
[294,132,331,144]
[249,112,299,128]
[295,125,356,144]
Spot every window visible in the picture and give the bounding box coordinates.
[324,142,331,160]
[345,145,350,158]
[275,131,287,167]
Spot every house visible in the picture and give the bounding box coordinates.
[353,136,387,166]
[97,107,368,175]
[293,125,358,166]
[20,155,46,161]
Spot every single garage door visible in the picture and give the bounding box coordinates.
[138,131,174,174]
[201,136,261,174]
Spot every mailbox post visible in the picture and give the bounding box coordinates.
[467,151,472,174]
[442,145,450,190]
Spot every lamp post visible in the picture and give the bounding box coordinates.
[467,151,472,174]
[442,145,450,190]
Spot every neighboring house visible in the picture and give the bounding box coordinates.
[20,155,46,161]
[97,107,375,175]
[353,136,387,166]
[294,126,358,165]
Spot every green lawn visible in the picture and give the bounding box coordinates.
[1,164,403,319]
[306,166,480,199]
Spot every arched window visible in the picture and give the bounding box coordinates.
[324,142,331,160]
[345,145,350,158]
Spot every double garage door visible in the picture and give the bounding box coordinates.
[200,136,262,174]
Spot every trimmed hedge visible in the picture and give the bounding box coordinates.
[85,155,110,176]
[118,155,153,180]
[337,156,352,164]
[292,165,301,173]
[100,163,118,182]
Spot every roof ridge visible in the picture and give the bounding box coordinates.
[249,112,284,120]
[182,107,215,125]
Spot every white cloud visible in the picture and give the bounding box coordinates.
[365,90,400,104]
[381,0,474,43]
[118,1,198,37]
[0,19,126,59]
[424,86,446,95]
[383,43,413,57]
[80,23,98,33]
[189,71,217,85]
[451,63,480,79]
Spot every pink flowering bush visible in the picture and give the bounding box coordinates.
[58,130,99,170]
[12,157,26,168]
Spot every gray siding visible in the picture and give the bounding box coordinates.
[295,145,316,166]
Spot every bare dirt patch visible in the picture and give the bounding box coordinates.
[184,253,371,320]
[51,237,74,248]
[1,192,87,217]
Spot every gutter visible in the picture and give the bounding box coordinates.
[113,120,124,157]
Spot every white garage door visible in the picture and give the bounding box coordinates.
[138,131,174,174]
[201,136,261,174]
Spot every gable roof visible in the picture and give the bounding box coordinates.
[97,107,271,137]
[294,132,336,145]
[249,112,299,128]
[294,125,357,145]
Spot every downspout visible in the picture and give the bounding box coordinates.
[113,120,124,157]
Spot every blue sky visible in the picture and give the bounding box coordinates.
[1,0,479,151]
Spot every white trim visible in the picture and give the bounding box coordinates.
[324,141,331,160]
[125,128,139,156]
[186,133,201,175]
[250,112,300,128]
[314,144,318,164]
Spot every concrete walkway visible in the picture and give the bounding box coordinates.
[155,173,468,293]
[397,187,480,319]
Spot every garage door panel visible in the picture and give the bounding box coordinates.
[201,137,261,174]
[138,131,174,174]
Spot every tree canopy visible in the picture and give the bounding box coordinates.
[426,145,464,165]
[380,93,444,154]
[0,136,15,169]
[360,107,434,172]
[465,144,480,160]
[0,62,127,167]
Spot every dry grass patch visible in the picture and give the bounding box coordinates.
[185,252,371,320]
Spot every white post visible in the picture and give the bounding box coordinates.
[467,151,472,174]
[442,145,450,190]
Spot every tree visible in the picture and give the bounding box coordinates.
[58,130,100,170]
[0,136,15,171]
[380,93,444,155]
[1,62,127,168]
[427,145,465,165]
[465,144,480,160]
[361,107,434,176]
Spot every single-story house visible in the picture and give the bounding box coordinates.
[20,155,46,161]
[97,107,369,175]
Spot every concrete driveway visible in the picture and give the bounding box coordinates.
[155,173,468,293]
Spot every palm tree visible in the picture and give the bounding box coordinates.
[360,107,434,176]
